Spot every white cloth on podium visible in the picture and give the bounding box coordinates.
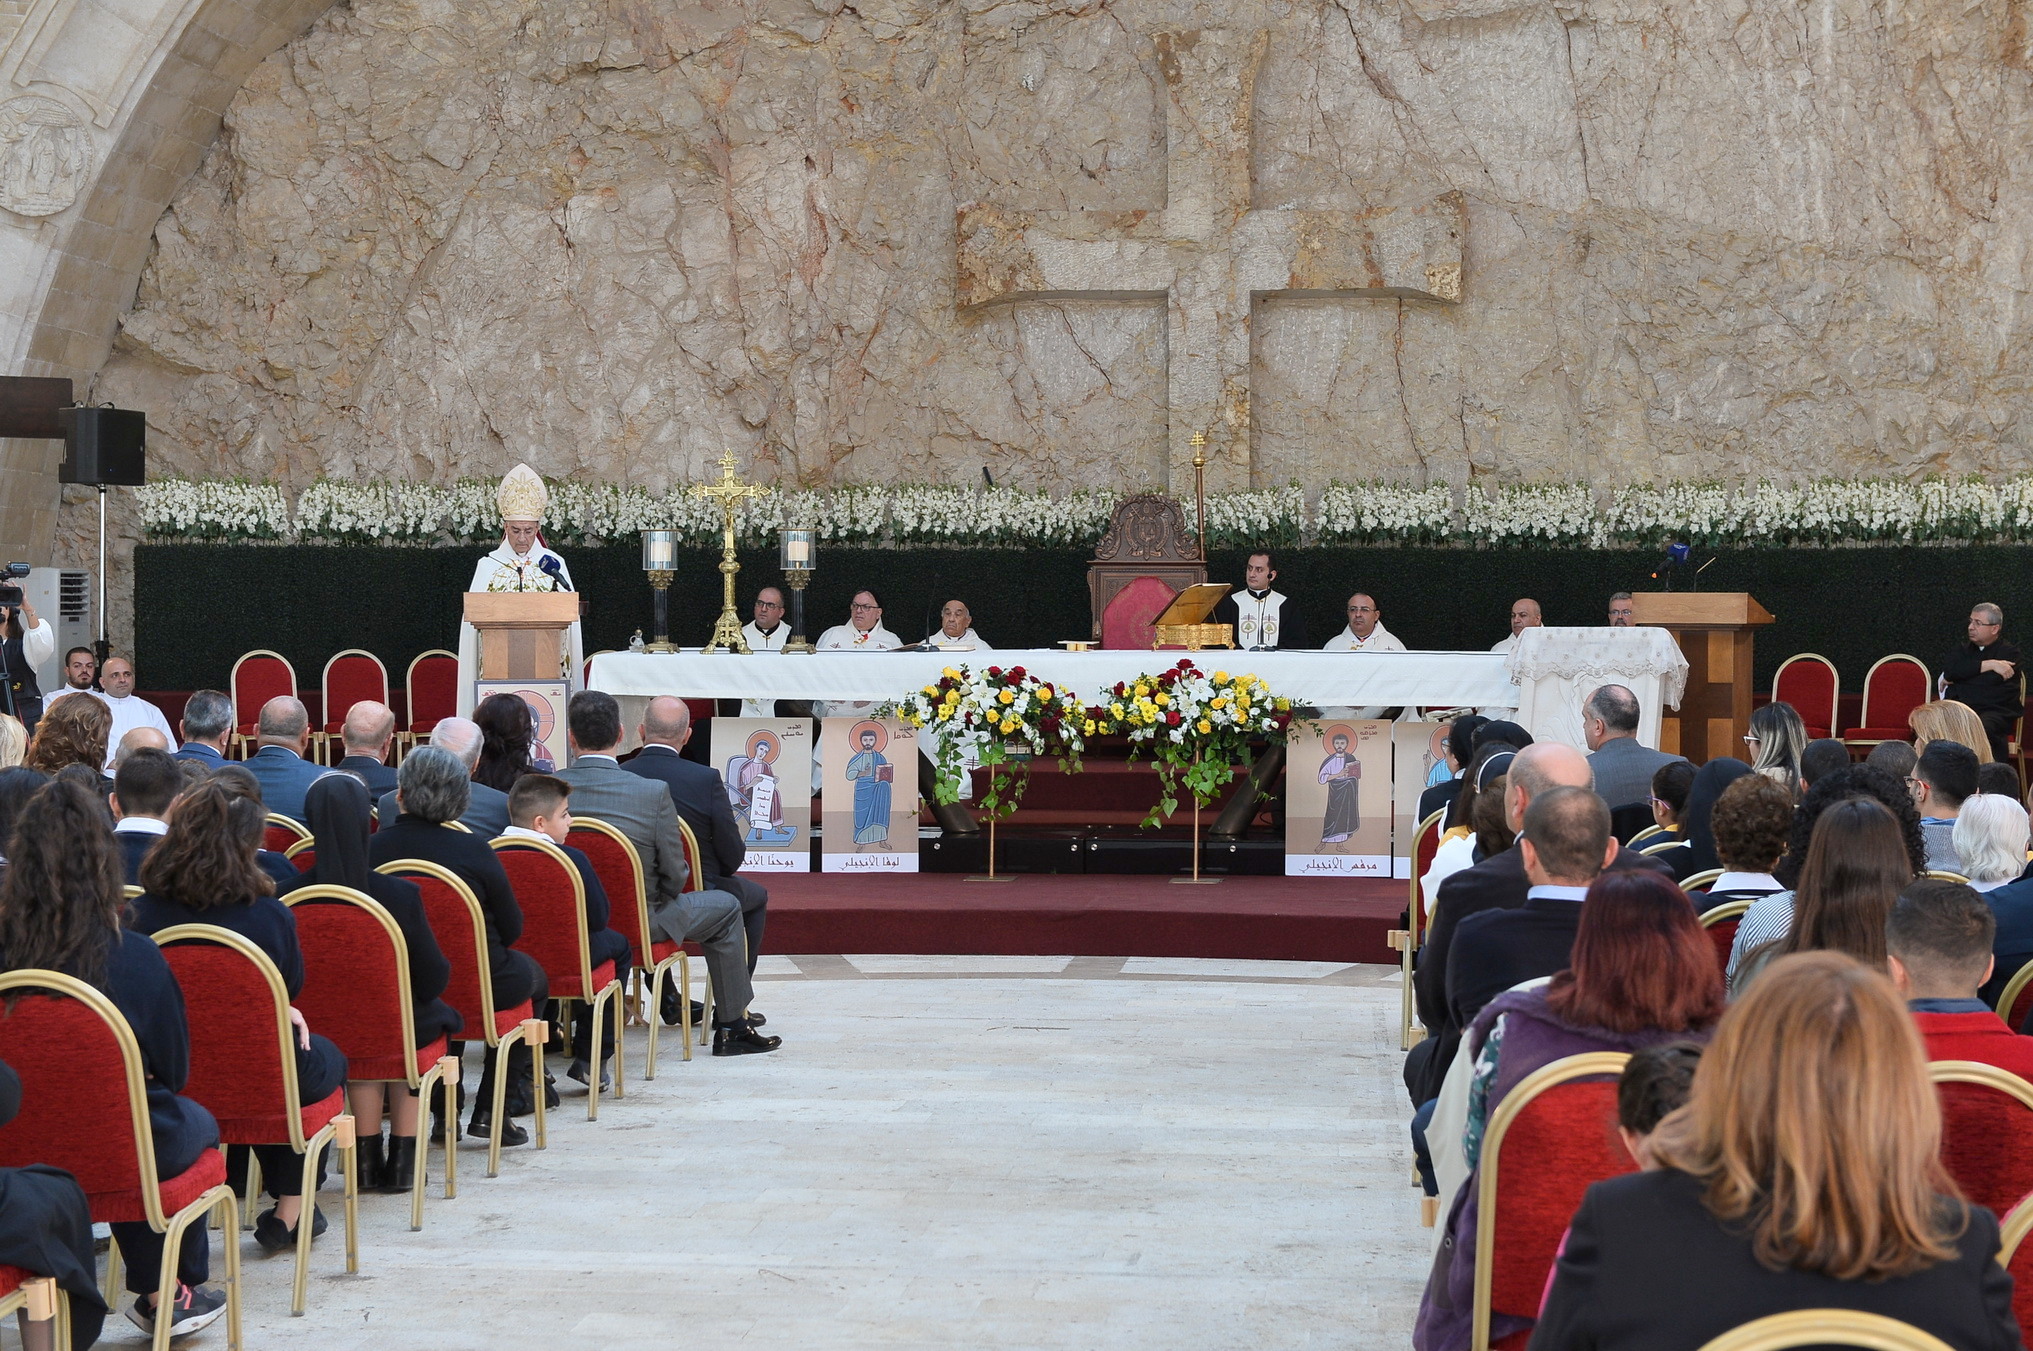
[1504,626,1688,751]
[455,544,582,718]
[738,620,792,717]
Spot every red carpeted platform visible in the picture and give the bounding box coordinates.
[764,872,1403,964]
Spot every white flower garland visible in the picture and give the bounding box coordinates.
[133,475,2033,548]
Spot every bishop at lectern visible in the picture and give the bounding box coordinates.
[456,463,584,715]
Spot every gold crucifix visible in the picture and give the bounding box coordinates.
[694,451,762,654]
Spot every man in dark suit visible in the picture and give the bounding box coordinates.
[110,747,182,884]
[1940,601,2022,764]
[623,696,768,973]
[1582,684,1686,809]
[555,691,778,1056]
[172,689,233,770]
[499,773,634,1092]
[1411,741,1669,1105]
[332,700,399,797]
[242,696,330,821]
[374,717,508,837]
[1445,786,1616,1030]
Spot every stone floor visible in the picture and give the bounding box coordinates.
[123,956,1427,1349]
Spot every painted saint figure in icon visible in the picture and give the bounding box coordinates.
[1318,726,1361,847]
[845,720,894,849]
[726,730,797,845]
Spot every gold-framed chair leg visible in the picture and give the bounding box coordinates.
[641,965,661,1078]
[436,1055,459,1201]
[289,1120,341,1316]
[609,982,625,1101]
[240,1153,260,1231]
[411,1059,448,1230]
[484,1037,514,1178]
[583,996,603,1122]
[523,1019,549,1150]
[336,1113,359,1277]
[154,1186,241,1351]
[699,962,715,1045]
[99,1237,120,1308]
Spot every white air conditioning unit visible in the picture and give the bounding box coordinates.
[22,568,91,697]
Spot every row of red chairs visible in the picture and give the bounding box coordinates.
[0,813,709,1341]
[229,649,458,763]
[1467,1051,2033,1350]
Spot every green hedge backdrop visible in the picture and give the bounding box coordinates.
[134,542,2033,697]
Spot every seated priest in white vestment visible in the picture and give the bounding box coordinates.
[1480,597,1542,715]
[922,600,991,652]
[738,587,791,718]
[58,655,178,767]
[1211,551,1305,651]
[455,463,582,717]
[1321,591,1408,720]
[813,589,901,726]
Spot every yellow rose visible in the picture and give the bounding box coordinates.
[943,667,960,679]
[945,690,960,705]
[1197,719,1212,734]
[998,689,1015,705]
[1083,719,1096,735]
[922,685,938,697]
[1001,718,1019,734]
[1155,692,1171,706]
[1275,697,1291,711]
[1213,671,1230,683]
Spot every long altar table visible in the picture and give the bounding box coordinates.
[587,648,1518,709]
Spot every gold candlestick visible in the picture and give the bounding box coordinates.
[694,451,762,654]
[1190,429,1209,561]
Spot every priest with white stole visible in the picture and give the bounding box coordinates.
[922,600,991,652]
[455,464,582,717]
[1212,551,1305,651]
[1322,590,1408,720]
[737,587,791,718]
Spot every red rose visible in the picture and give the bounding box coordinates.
[1165,710,1182,727]
[1011,666,1026,679]
[987,666,1002,677]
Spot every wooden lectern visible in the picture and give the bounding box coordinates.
[1632,592,1775,764]
[463,592,579,681]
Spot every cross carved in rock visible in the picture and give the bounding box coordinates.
[957,28,1465,491]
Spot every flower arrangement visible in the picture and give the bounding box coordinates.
[137,473,2033,550]
[885,663,1086,820]
[1083,660,1292,828]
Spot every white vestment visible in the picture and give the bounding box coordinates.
[922,629,992,652]
[739,620,791,717]
[456,543,584,717]
[1230,590,1290,650]
[1480,632,1525,715]
[812,622,902,776]
[1321,621,1409,719]
[54,688,178,767]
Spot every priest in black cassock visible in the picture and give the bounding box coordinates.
[1213,551,1306,651]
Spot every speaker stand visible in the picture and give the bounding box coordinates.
[94,486,108,666]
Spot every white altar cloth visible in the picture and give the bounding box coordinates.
[588,648,1519,710]
[1505,627,1689,751]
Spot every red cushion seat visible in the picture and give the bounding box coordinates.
[91,1149,228,1226]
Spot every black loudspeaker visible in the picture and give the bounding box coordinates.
[57,406,146,486]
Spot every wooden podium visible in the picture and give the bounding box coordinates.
[463,592,578,681]
[1631,592,1775,763]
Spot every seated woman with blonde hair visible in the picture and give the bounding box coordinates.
[1533,950,2021,1350]
[1911,698,1997,764]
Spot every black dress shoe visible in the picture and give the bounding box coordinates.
[356,1133,387,1192]
[567,1058,613,1093]
[747,1011,766,1027]
[252,1205,327,1254]
[659,982,706,1028]
[467,1110,528,1147]
[711,1022,782,1056]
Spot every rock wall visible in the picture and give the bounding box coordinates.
[92,0,2033,497]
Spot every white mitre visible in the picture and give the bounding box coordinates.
[497,463,548,524]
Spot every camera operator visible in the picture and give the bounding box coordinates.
[0,583,53,737]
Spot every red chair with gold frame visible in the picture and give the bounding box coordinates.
[568,817,695,1076]
[0,970,242,1351]
[1471,1051,1635,1351]
[375,859,547,1177]
[1697,898,1753,979]
[1390,808,1445,1051]
[264,813,310,856]
[283,885,460,1231]
[1772,653,1840,741]
[1996,958,2033,1034]
[0,1267,66,1349]
[318,650,390,767]
[153,926,360,1317]
[402,651,458,757]
[1927,1060,2033,1222]
[284,839,316,872]
[1842,654,1929,755]
[228,650,297,759]
[490,836,625,1119]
